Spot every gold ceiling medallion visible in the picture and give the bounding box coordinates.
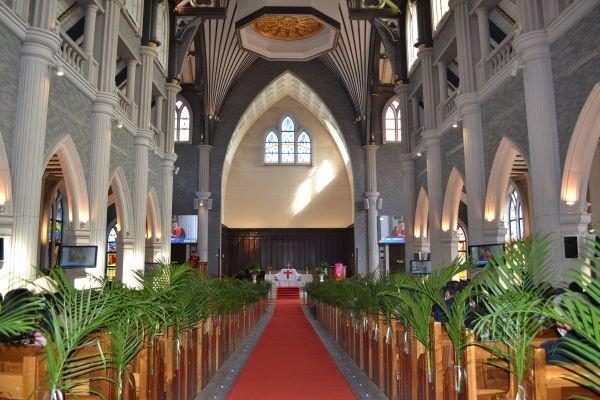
[251,15,325,41]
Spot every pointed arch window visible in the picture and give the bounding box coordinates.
[264,131,279,164]
[106,225,118,282]
[505,185,525,242]
[263,114,312,165]
[431,0,450,31]
[406,0,419,70]
[47,191,64,268]
[456,223,467,261]
[383,98,402,142]
[174,98,191,143]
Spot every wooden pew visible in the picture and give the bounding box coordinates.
[0,346,46,400]
[464,333,511,400]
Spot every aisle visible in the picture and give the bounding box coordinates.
[227,299,356,400]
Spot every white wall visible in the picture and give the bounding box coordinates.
[223,96,353,228]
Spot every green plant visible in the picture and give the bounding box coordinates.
[0,290,44,337]
[316,262,329,276]
[248,262,262,276]
[473,235,554,398]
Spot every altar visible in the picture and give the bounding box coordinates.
[265,268,313,299]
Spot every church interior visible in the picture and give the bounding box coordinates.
[0,0,598,399]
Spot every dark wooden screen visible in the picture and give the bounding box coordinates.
[221,225,354,276]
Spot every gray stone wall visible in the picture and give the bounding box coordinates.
[0,22,22,162]
[551,6,600,168]
[110,128,136,197]
[148,150,162,193]
[441,131,465,190]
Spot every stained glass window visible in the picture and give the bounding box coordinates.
[106,226,118,282]
[174,98,191,142]
[505,186,525,242]
[264,115,312,165]
[384,98,402,142]
[456,224,467,261]
[47,191,63,268]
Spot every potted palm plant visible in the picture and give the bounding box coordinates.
[248,262,262,284]
[316,262,329,282]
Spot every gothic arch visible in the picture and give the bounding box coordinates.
[414,187,429,239]
[108,167,134,239]
[561,83,600,211]
[147,187,162,241]
[44,135,90,226]
[484,137,528,223]
[442,168,465,233]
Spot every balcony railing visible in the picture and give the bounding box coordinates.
[150,124,164,151]
[116,90,139,125]
[437,91,457,125]
[476,32,515,87]
[58,31,98,88]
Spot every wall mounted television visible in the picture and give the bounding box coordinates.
[410,260,432,275]
[59,246,98,268]
[468,243,505,268]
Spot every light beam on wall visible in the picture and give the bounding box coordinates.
[315,160,335,193]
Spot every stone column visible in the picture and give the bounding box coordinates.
[419,48,437,131]
[197,144,212,269]
[154,95,165,148]
[160,153,177,262]
[400,154,415,270]
[82,2,99,56]
[9,25,60,286]
[126,59,137,102]
[436,61,448,124]
[86,0,121,280]
[514,30,563,279]
[164,81,181,153]
[422,131,444,266]
[410,96,420,133]
[87,93,118,279]
[394,84,411,152]
[364,142,380,273]
[475,6,490,87]
[451,0,476,93]
[440,230,458,265]
[138,46,156,130]
[456,94,486,246]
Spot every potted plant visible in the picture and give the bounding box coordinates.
[248,262,262,284]
[316,262,329,282]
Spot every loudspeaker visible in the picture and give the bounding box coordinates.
[564,236,579,259]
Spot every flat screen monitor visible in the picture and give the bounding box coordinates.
[171,215,198,244]
[59,246,98,268]
[468,244,504,268]
[0,237,4,261]
[410,260,432,275]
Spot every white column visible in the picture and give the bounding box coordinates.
[455,93,486,245]
[126,59,137,102]
[514,30,563,279]
[160,154,177,262]
[87,93,118,279]
[410,96,420,132]
[451,0,476,93]
[197,144,212,266]
[9,27,60,286]
[98,0,121,93]
[164,82,181,154]
[419,48,437,131]
[138,46,157,130]
[440,230,458,265]
[82,3,99,57]
[422,131,444,266]
[476,7,491,61]
[363,143,380,274]
[400,155,415,270]
[154,95,165,149]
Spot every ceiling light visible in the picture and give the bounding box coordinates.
[56,65,64,77]
[117,120,123,129]
[416,151,422,157]
[452,118,458,128]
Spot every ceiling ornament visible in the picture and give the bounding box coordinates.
[251,15,325,41]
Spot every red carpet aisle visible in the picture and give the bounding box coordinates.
[227,299,356,400]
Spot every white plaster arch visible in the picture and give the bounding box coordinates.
[44,135,90,225]
[484,137,528,223]
[0,130,12,212]
[561,83,600,211]
[108,167,134,239]
[414,187,429,239]
[221,71,355,219]
[147,187,162,241]
[442,168,465,233]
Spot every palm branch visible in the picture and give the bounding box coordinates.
[0,291,44,337]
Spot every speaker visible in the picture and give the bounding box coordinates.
[564,236,579,259]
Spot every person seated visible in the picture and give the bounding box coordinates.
[433,281,461,323]
[540,322,578,364]
[0,288,46,346]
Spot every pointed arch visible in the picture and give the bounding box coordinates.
[44,135,90,225]
[442,168,465,232]
[484,137,528,223]
[414,187,429,239]
[0,130,11,212]
[561,83,600,210]
[108,167,134,239]
[147,187,162,241]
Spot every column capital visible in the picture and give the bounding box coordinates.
[421,130,441,147]
[455,92,481,115]
[417,46,435,60]
[198,144,213,153]
[513,30,550,63]
[22,27,61,61]
[448,0,469,9]
[364,191,380,200]
[80,0,101,12]
[393,83,411,96]
[134,130,154,147]
[92,92,118,113]
[140,45,158,59]
[197,191,212,201]
[475,4,490,15]
[362,143,379,152]
[165,81,182,94]
[162,153,178,166]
